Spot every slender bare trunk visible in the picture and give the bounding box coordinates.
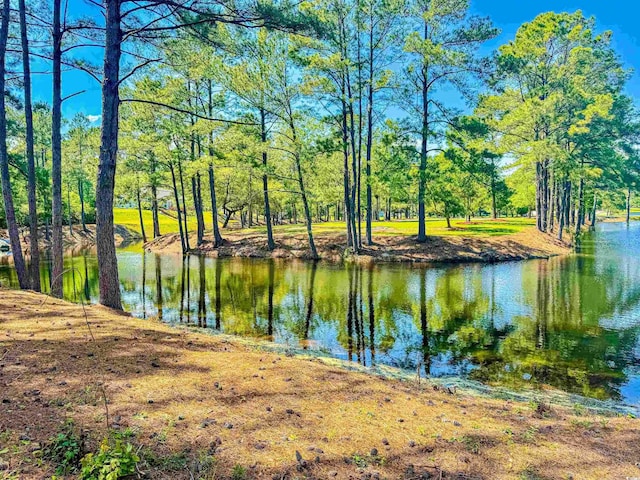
[417,20,429,243]
[295,156,317,258]
[170,162,186,253]
[177,160,190,252]
[626,187,631,224]
[0,0,28,289]
[95,0,123,309]
[137,179,147,243]
[260,107,275,250]
[150,153,160,238]
[208,163,223,246]
[575,174,584,235]
[342,97,353,248]
[78,179,87,232]
[67,182,73,236]
[364,6,374,246]
[346,68,359,250]
[51,0,63,297]
[192,174,204,246]
[19,0,39,290]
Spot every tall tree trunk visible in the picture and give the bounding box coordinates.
[491,170,497,220]
[208,163,223,247]
[364,5,374,246]
[197,173,205,245]
[557,180,566,241]
[170,162,186,253]
[356,0,363,250]
[260,107,275,250]
[341,96,354,248]
[626,187,631,224]
[346,68,359,250]
[19,0,39,290]
[564,181,571,228]
[206,81,223,247]
[136,180,147,243]
[0,0,28,289]
[51,0,63,297]
[192,174,204,246]
[178,160,190,252]
[151,184,160,238]
[339,13,358,250]
[296,155,317,259]
[536,161,543,231]
[95,0,123,309]
[78,179,87,232]
[289,121,317,258]
[150,153,160,238]
[591,190,597,228]
[575,175,584,235]
[417,20,429,243]
[67,183,73,236]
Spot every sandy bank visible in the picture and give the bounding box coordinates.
[145,227,571,264]
[1,290,638,479]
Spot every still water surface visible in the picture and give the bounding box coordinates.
[2,222,640,407]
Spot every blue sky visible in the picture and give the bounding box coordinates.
[29,0,640,122]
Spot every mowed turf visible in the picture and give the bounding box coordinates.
[114,208,214,238]
[115,207,535,239]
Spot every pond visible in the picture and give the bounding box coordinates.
[2,222,640,408]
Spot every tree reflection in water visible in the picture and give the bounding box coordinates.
[3,223,640,403]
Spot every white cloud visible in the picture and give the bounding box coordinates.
[86,114,101,123]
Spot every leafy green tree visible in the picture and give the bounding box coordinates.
[402,0,497,242]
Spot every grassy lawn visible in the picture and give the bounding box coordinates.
[238,217,535,237]
[114,208,213,236]
[114,207,535,239]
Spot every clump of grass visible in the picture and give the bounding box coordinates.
[571,419,594,429]
[520,426,538,444]
[142,449,188,471]
[231,464,247,480]
[462,435,481,454]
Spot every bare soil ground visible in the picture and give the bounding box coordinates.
[145,228,570,263]
[1,290,638,479]
[1,224,142,254]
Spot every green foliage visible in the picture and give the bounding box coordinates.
[43,420,84,476]
[79,438,139,480]
[231,464,247,480]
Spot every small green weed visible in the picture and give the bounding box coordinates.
[43,420,84,476]
[80,437,139,480]
[231,464,247,480]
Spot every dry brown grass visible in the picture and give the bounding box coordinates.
[1,289,638,480]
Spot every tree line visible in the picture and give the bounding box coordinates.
[1,0,638,309]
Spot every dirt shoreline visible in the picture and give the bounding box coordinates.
[145,227,571,263]
[1,224,142,254]
[1,289,638,479]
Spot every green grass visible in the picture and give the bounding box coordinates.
[114,208,213,237]
[234,217,534,237]
[114,208,534,239]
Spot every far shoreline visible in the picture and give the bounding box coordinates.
[144,225,572,264]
